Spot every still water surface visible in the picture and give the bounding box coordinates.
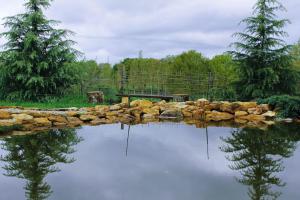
[0,122,300,200]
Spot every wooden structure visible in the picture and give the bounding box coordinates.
[117,66,191,103]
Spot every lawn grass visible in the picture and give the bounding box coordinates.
[0,95,103,109]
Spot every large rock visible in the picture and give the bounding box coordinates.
[109,104,122,111]
[130,100,153,108]
[220,102,237,114]
[79,115,97,121]
[262,111,276,118]
[192,109,205,119]
[258,104,270,112]
[48,115,68,123]
[238,102,257,111]
[0,119,19,126]
[34,118,52,127]
[0,110,11,119]
[67,117,83,126]
[143,108,160,116]
[206,111,234,121]
[12,114,34,123]
[235,111,248,117]
[66,111,79,117]
[160,109,183,119]
[196,99,210,107]
[182,110,193,118]
[90,118,108,125]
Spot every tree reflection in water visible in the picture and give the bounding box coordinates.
[0,129,82,200]
[221,123,300,200]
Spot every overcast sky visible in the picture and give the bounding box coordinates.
[0,0,299,64]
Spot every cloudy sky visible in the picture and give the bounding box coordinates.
[0,0,299,64]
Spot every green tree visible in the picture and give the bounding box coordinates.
[0,0,78,101]
[221,125,299,199]
[0,129,82,200]
[231,0,298,99]
[290,40,300,94]
[209,54,238,100]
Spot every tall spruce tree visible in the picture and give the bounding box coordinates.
[231,0,298,99]
[0,0,78,101]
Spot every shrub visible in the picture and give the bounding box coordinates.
[258,95,300,118]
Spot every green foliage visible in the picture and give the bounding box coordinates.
[0,0,78,101]
[231,0,298,99]
[258,95,300,118]
[209,54,238,100]
[68,60,119,103]
[290,40,300,94]
[114,50,238,101]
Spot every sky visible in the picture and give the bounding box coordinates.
[0,0,299,64]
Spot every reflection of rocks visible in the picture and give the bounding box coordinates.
[0,99,296,134]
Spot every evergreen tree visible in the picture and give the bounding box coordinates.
[0,0,78,101]
[231,0,298,99]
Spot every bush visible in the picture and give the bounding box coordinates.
[258,95,300,118]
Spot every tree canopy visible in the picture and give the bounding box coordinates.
[231,0,298,99]
[0,0,78,101]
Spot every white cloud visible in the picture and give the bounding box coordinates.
[0,0,299,63]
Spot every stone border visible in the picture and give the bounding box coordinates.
[0,99,295,134]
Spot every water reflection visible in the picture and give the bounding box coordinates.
[0,129,82,200]
[221,124,300,200]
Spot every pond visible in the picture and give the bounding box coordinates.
[0,122,300,200]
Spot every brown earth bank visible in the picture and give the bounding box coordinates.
[0,99,298,135]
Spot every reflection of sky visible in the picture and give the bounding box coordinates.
[0,123,299,200]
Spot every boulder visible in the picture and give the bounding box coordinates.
[79,115,97,121]
[0,119,19,126]
[160,109,183,119]
[48,116,68,123]
[192,109,205,119]
[130,100,153,108]
[247,108,257,114]
[67,117,83,126]
[196,98,209,107]
[185,105,198,112]
[34,118,52,127]
[235,111,248,117]
[90,118,108,125]
[262,111,276,118]
[185,101,195,106]
[119,114,135,124]
[234,118,248,124]
[238,102,257,111]
[66,111,79,117]
[258,104,270,112]
[0,110,11,119]
[12,114,34,123]
[143,114,156,119]
[182,110,193,118]
[206,111,234,121]
[220,102,234,113]
[95,105,110,113]
[143,108,160,116]
[110,104,122,111]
